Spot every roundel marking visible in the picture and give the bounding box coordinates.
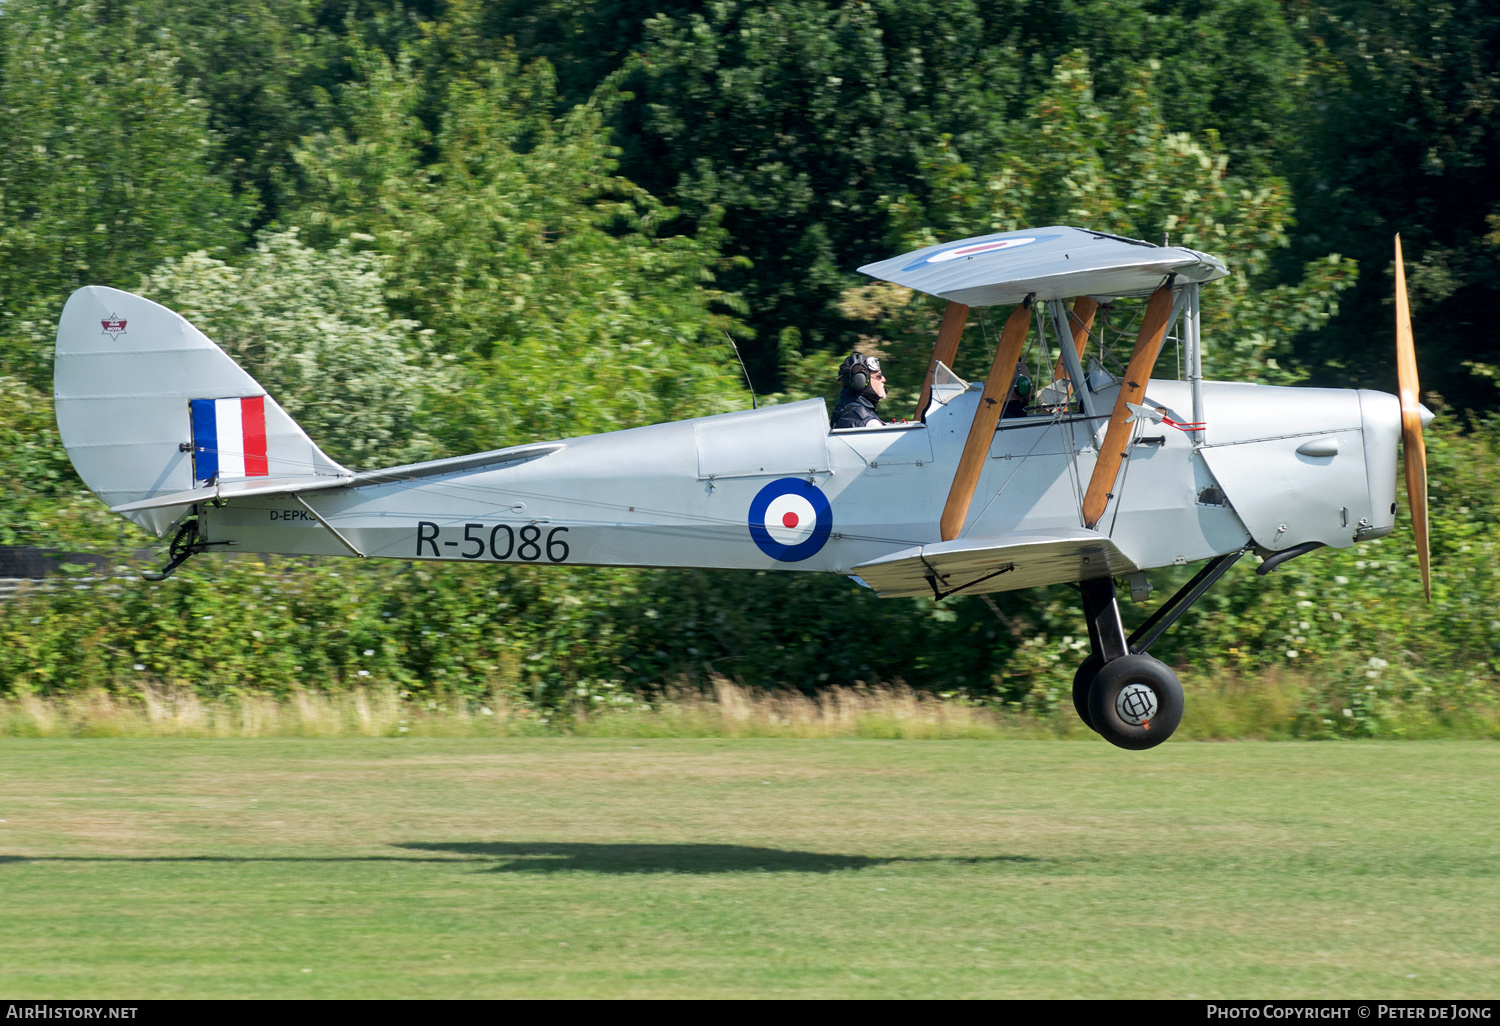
[748,478,832,562]
[927,238,1036,263]
[900,233,1058,272]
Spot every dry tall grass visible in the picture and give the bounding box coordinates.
[0,680,1062,740]
[0,681,1068,738]
[1,687,490,739]
[571,680,1071,740]
[1,674,1494,740]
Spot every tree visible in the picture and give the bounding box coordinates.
[0,0,254,387]
[849,54,1355,398]
[1284,0,1500,412]
[142,229,439,469]
[285,37,750,453]
[491,0,1307,388]
[118,0,346,231]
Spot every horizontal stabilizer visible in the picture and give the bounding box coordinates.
[348,443,565,486]
[109,442,568,513]
[109,474,353,513]
[850,528,1138,599]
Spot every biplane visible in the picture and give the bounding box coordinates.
[53,227,1432,750]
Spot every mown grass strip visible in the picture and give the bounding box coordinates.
[0,738,1496,997]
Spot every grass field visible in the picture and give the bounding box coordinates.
[1,738,1497,998]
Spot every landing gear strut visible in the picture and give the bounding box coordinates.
[1071,549,1247,749]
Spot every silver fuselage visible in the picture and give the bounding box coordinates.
[201,379,1401,590]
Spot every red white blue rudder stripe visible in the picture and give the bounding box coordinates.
[190,396,270,484]
[748,478,832,562]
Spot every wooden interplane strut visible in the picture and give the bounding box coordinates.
[1051,296,1099,383]
[917,301,969,419]
[939,297,1033,541]
[1080,284,1176,530]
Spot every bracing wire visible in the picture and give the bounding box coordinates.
[1106,418,1143,539]
[962,404,1071,536]
[723,331,758,409]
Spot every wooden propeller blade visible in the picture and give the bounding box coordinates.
[1394,235,1431,602]
[1080,284,1176,530]
[916,301,969,419]
[940,299,1032,541]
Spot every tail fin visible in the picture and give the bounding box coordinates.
[54,286,347,535]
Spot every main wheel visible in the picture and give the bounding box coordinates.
[1087,654,1184,751]
[1071,654,1104,732]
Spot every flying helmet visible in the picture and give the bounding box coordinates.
[838,351,884,399]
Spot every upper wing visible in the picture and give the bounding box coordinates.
[850,528,1139,599]
[857,226,1227,308]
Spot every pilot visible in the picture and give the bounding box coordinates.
[831,351,886,429]
[1002,361,1033,419]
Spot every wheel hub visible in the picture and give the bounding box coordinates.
[1116,682,1158,726]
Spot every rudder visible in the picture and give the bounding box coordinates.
[54,286,347,535]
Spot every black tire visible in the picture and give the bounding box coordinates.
[1087,654,1184,751]
[1071,654,1104,732]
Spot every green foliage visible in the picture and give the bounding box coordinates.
[875,53,1357,385]
[1284,0,1500,411]
[622,0,1009,372]
[0,376,122,549]
[0,0,255,386]
[493,0,1306,385]
[117,0,346,225]
[502,0,1308,383]
[0,0,1494,733]
[141,229,439,469]
[285,38,750,452]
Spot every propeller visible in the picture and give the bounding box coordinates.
[1393,235,1431,602]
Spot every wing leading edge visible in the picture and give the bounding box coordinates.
[850,529,1139,599]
